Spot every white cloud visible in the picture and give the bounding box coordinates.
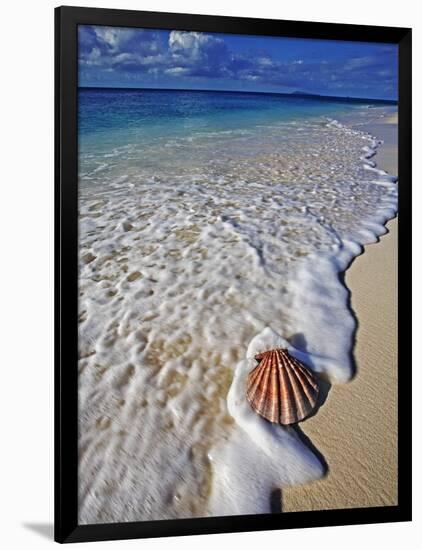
[113,52,137,63]
[94,27,136,51]
[81,46,102,66]
[168,30,225,61]
[344,56,376,70]
[257,57,274,67]
[165,67,189,76]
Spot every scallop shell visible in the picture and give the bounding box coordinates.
[246,348,319,425]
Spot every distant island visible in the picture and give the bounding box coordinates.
[288,90,397,104]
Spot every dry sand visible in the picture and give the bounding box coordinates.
[283,114,398,512]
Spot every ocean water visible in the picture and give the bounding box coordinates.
[77,88,397,523]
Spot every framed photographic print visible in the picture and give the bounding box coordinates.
[55,6,412,543]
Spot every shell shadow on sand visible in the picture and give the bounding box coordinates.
[272,332,331,512]
[270,324,360,512]
[288,332,331,468]
[290,332,332,419]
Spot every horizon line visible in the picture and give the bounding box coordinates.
[78,85,397,104]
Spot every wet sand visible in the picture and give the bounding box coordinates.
[283,113,398,512]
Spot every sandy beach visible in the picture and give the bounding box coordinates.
[283,113,398,512]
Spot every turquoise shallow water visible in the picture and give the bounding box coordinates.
[79,87,381,148]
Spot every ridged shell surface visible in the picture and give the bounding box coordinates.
[246,348,319,425]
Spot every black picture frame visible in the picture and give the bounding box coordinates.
[55,5,412,544]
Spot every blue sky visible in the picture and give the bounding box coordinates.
[78,25,398,100]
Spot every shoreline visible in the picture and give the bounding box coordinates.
[283,114,398,511]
